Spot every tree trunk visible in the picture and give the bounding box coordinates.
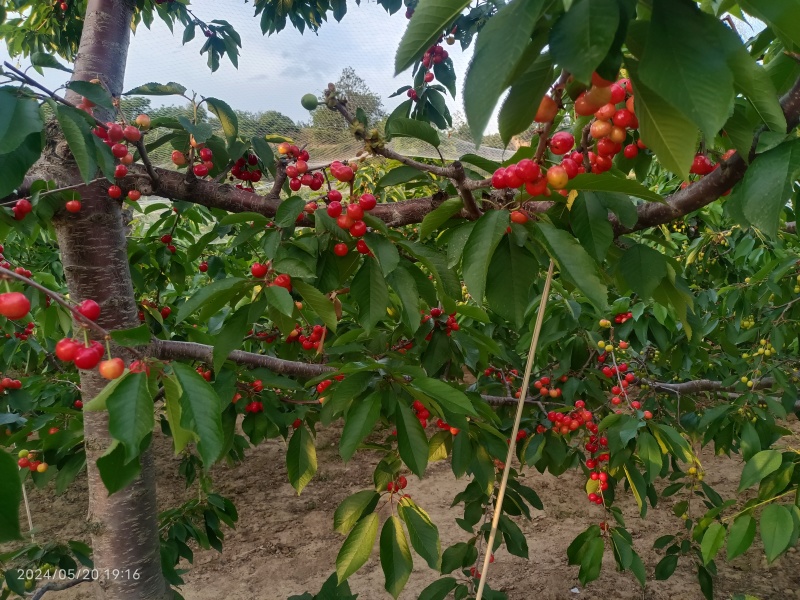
[51,2,172,599]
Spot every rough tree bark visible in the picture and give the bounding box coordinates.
[49,2,172,599]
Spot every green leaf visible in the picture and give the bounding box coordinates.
[395,0,471,73]
[596,192,638,229]
[293,280,338,332]
[549,0,619,83]
[623,463,648,517]
[380,516,413,599]
[30,52,73,73]
[286,425,317,494]
[109,323,151,347]
[364,233,400,276]
[387,265,422,333]
[206,97,239,146]
[56,105,97,184]
[396,401,429,477]
[738,450,782,492]
[701,522,726,565]
[172,363,225,467]
[351,259,389,333]
[737,139,800,238]
[570,193,613,263]
[618,244,667,300]
[334,490,380,534]
[67,80,114,111]
[336,512,379,583]
[418,578,458,600]
[0,91,43,155]
[727,514,756,561]
[462,210,509,302]
[175,277,247,324]
[213,302,255,373]
[275,196,306,228]
[123,82,187,96]
[163,374,196,455]
[410,378,477,416]
[739,0,800,50]
[578,536,605,585]
[0,132,43,199]
[176,115,213,144]
[265,285,295,317]
[377,165,427,189]
[463,0,546,143]
[96,440,143,495]
[720,29,787,132]
[564,173,664,203]
[251,136,275,174]
[385,117,440,148]
[536,222,608,311]
[636,431,663,483]
[0,450,21,542]
[760,504,794,563]
[340,392,382,462]
[106,372,154,464]
[398,497,442,569]
[420,198,463,240]
[654,554,678,580]
[628,61,698,179]
[639,0,734,140]
[499,52,554,145]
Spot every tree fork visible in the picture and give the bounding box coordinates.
[52,1,172,598]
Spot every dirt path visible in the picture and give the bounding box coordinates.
[23,423,800,600]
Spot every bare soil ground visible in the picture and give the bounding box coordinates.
[24,421,800,600]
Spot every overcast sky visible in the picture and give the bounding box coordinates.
[0,1,478,127]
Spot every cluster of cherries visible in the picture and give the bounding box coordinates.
[51,300,123,379]
[170,138,215,179]
[421,307,460,339]
[546,400,596,436]
[244,379,265,414]
[275,142,322,192]
[138,298,172,322]
[329,160,356,182]
[230,153,263,192]
[410,399,432,428]
[0,375,23,391]
[386,475,408,493]
[434,418,460,436]
[195,366,213,382]
[92,113,150,204]
[287,324,327,352]
[585,434,612,506]
[326,192,376,238]
[17,449,48,474]
[249,262,292,293]
[9,321,36,341]
[9,198,33,221]
[405,42,447,101]
[158,234,177,255]
[533,374,568,398]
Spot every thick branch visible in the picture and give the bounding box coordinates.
[152,339,334,378]
[31,578,92,600]
[646,377,776,395]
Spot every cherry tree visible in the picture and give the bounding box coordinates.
[1,1,800,599]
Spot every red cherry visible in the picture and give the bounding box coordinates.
[55,338,80,361]
[289,178,302,192]
[333,243,349,257]
[107,185,122,199]
[272,274,292,292]
[516,159,540,183]
[111,143,128,158]
[327,201,343,218]
[73,400,83,409]
[328,190,342,203]
[535,95,558,123]
[199,147,213,161]
[549,131,575,155]
[107,124,124,142]
[74,346,102,370]
[349,221,367,237]
[491,168,508,189]
[99,357,125,380]
[123,125,141,142]
[114,164,128,179]
[193,164,209,177]
[171,150,186,166]
[77,299,101,321]
[251,263,268,278]
[0,293,31,320]
[623,144,639,159]
[346,203,364,221]
[612,109,634,129]
[199,262,209,272]
[160,306,172,319]
[358,194,377,211]
[356,240,370,254]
